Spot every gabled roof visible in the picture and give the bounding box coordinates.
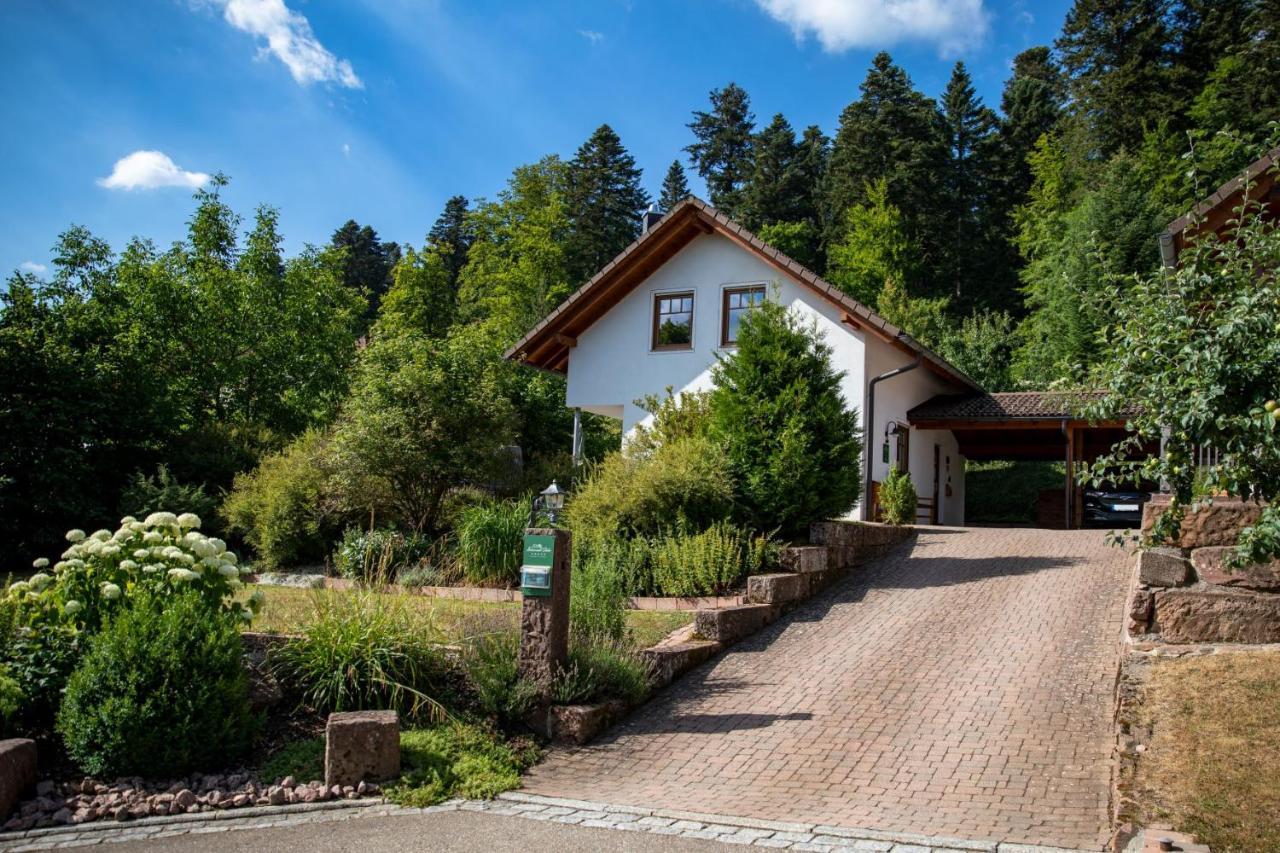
[503,196,980,392]
[908,391,1137,426]
[1163,146,1280,258]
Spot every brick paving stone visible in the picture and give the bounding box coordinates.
[522,527,1129,851]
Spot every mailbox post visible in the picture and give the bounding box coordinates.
[517,527,571,696]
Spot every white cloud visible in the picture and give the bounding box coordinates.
[97,151,211,191]
[218,0,362,88]
[578,29,605,44]
[754,0,990,56]
[19,261,47,274]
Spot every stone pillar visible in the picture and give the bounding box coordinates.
[518,527,571,696]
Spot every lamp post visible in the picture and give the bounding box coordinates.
[527,480,566,528]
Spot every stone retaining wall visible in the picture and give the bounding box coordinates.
[1131,496,1280,643]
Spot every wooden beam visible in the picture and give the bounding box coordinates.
[840,312,862,330]
[554,333,577,348]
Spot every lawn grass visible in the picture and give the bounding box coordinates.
[241,585,690,650]
[1136,652,1280,852]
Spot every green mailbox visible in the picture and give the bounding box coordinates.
[520,534,556,597]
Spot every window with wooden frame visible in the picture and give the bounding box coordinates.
[720,285,766,347]
[652,291,694,350]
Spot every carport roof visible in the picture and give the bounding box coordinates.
[908,391,1137,427]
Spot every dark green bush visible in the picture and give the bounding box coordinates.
[709,298,862,536]
[878,468,918,525]
[965,461,1065,523]
[57,591,259,778]
[455,497,526,586]
[119,466,222,534]
[0,665,21,737]
[223,430,338,570]
[459,629,540,724]
[270,589,450,722]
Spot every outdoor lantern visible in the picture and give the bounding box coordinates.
[528,480,566,527]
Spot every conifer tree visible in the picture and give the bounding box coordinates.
[685,83,755,217]
[426,195,473,293]
[330,220,400,323]
[824,53,944,284]
[997,47,1066,204]
[938,62,1002,305]
[659,160,690,211]
[741,113,803,229]
[565,124,650,284]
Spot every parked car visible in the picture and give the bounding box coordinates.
[1083,488,1151,527]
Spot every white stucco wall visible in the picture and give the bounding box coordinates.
[564,232,967,524]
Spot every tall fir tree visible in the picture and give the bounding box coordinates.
[565,124,650,284]
[426,195,473,294]
[685,83,755,217]
[998,47,1066,203]
[659,160,690,211]
[1056,0,1176,155]
[330,220,400,324]
[938,62,1004,307]
[740,113,804,229]
[824,53,946,293]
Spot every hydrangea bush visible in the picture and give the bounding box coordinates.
[6,511,260,633]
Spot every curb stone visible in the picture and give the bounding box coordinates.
[1,791,1098,852]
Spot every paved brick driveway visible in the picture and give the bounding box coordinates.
[524,527,1131,850]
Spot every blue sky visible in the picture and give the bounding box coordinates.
[0,0,1071,278]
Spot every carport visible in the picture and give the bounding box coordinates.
[908,391,1145,529]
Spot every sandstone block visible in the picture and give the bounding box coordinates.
[1137,548,1192,587]
[780,546,828,574]
[747,573,806,605]
[1141,495,1264,549]
[548,700,628,745]
[694,603,779,644]
[1152,588,1280,644]
[0,739,37,823]
[324,710,400,787]
[1128,588,1153,635]
[639,626,723,688]
[1190,547,1280,591]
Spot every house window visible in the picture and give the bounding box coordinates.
[721,285,766,346]
[652,292,694,350]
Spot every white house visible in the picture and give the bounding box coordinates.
[505,197,979,524]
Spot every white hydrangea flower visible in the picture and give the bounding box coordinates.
[9,581,31,595]
[32,557,49,569]
[119,558,139,571]
[133,549,150,561]
[202,555,221,569]
[82,540,103,557]
[142,531,163,545]
[66,559,85,569]
[143,564,162,574]
[100,544,121,558]
[144,511,178,528]
[64,599,83,615]
[239,565,253,576]
[190,538,216,558]
[65,529,86,543]
[188,562,203,575]
[167,568,197,582]
[150,546,168,558]
[28,573,52,590]
[222,551,238,566]
[129,521,146,534]
[208,538,227,555]
[61,547,78,560]
[100,582,122,600]
[90,529,111,542]
[120,515,137,526]
[217,563,239,579]
[177,513,201,530]
[54,561,69,572]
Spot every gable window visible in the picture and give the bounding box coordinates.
[652,291,694,350]
[721,285,766,346]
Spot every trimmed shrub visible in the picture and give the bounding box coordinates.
[223,430,337,570]
[455,497,527,586]
[649,522,776,597]
[57,591,259,778]
[879,468,917,525]
[270,589,450,722]
[708,298,862,536]
[565,435,734,538]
